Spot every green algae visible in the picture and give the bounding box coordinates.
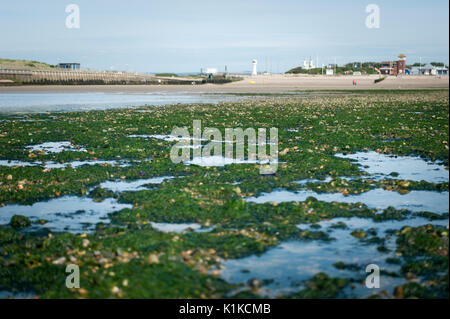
[0,90,448,298]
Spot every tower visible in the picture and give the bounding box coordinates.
[397,54,406,75]
[303,59,308,69]
[252,59,258,76]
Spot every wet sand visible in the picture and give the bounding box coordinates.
[0,75,448,94]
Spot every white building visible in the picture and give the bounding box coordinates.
[203,68,217,75]
[411,65,449,76]
[302,57,315,70]
[252,60,258,76]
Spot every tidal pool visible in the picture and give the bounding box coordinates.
[219,217,449,298]
[45,159,132,169]
[295,177,333,185]
[0,159,38,167]
[129,134,275,146]
[336,151,449,183]
[246,188,449,214]
[25,141,86,154]
[0,196,132,233]
[128,134,205,142]
[0,159,131,169]
[149,222,214,233]
[98,176,174,192]
[186,156,279,167]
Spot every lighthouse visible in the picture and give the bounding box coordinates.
[252,59,258,76]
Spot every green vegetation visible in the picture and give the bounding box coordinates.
[286,62,380,75]
[393,224,448,298]
[0,90,448,298]
[154,73,179,77]
[0,58,56,70]
[430,62,447,67]
[284,273,350,298]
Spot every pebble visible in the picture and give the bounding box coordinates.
[52,257,66,265]
[148,254,160,264]
[82,239,90,247]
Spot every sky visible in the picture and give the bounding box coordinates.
[0,0,448,73]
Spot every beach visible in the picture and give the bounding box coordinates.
[1,75,448,94]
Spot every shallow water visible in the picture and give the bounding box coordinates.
[0,92,239,113]
[336,151,449,183]
[0,196,132,233]
[295,177,333,185]
[98,176,174,192]
[150,222,214,233]
[25,141,86,154]
[45,159,132,169]
[0,159,131,169]
[129,134,275,146]
[246,188,449,214]
[128,134,204,142]
[0,159,38,167]
[0,290,35,299]
[186,156,279,167]
[220,217,449,298]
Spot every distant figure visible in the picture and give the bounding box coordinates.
[353,79,357,86]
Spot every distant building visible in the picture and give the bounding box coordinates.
[252,60,257,76]
[411,65,431,75]
[302,57,315,70]
[58,63,80,70]
[411,64,449,76]
[435,66,449,75]
[379,54,406,75]
[201,68,218,75]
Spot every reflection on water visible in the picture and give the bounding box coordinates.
[247,152,449,213]
[25,141,85,154]
[150,222,214,233]
[0,159,131,169]
[0,196,132,233]
[336,151,449,183]
[186,156,280,167]
[98,176,174,192]
[246,188,449,214]
[219,217,449,298]
[0,91,238,113]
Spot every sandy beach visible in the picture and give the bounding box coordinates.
[0,75,448,94]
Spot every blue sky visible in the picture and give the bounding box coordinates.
[0,0,448,73]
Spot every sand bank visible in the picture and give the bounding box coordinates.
[0,74,448,94]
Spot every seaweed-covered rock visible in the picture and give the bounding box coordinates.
[350,229,367,238]
[287,273,350,298]
[10,215,31,229]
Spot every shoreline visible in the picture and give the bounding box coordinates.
[0,75,448,94]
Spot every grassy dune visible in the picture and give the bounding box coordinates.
[0,58,56,71]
